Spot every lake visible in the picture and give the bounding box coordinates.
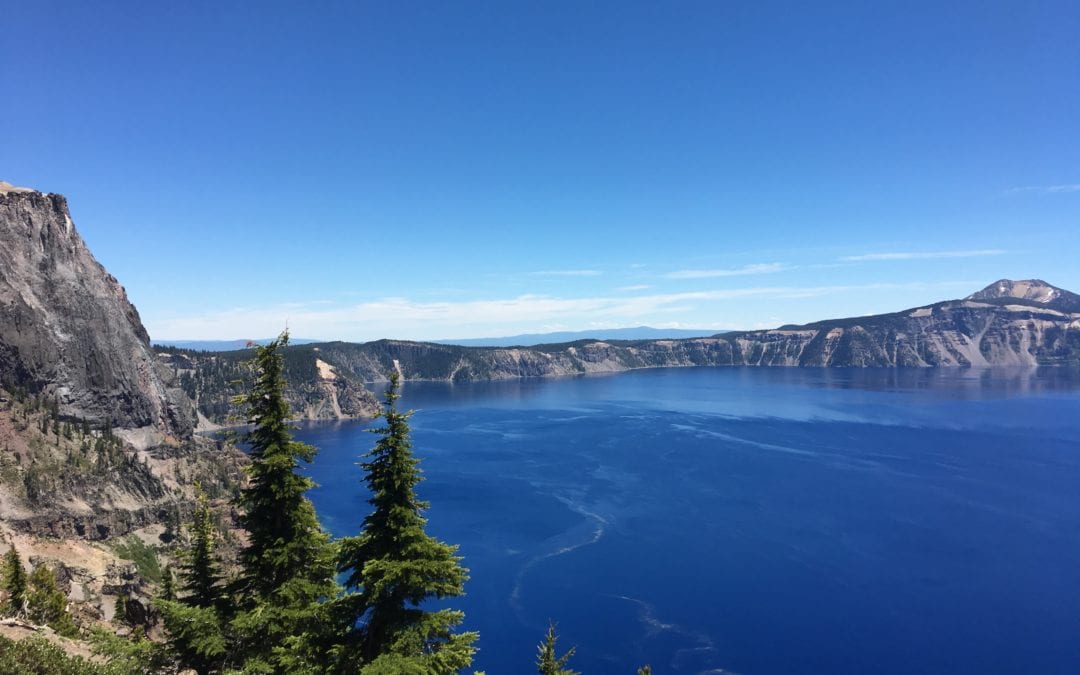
[293,367,1080,674]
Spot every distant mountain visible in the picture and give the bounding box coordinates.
[433,326,725,347]
[153,337,321,351]
[258,279,1079,384]
[965,278,1080,313]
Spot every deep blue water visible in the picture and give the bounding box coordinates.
[293,367,1080,674]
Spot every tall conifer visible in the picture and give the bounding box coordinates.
[158,490,227,675]
[179,489,222,609]
[536,622,577,675]
[27,565,78,637]
[337,372,477,672]
[229,333,338,671]
[2,547,28,617]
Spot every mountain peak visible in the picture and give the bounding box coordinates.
[966,279,1080,312]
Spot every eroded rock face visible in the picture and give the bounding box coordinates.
[0,188,192,435]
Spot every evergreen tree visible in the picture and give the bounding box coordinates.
[160,565,176,602]
[114,592,133,628]
[2,547,28,617]
[180,489,223,609]
[228,333,339,671]
[337,372,477,672]
[536,622,577,675]
[27,565,78,637]
[158,490,227,674]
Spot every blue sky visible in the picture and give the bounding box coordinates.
[3,1,1078,341]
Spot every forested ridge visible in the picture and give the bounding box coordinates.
[155,345,378,425]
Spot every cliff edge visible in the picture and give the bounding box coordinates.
[0,184,193,438]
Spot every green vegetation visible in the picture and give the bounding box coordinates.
[336,372,477,671]
[0,389,158,508]
[110,536,162,584]
[537,622,578,675]
[156,487,228,673]
[27,564,78,637]
[228,334,340,672]
[0,635,108,675]
[89,628,172,674]
[1,548,77,637]
[2,547,28,616]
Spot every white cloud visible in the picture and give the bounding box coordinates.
[665,262,788,279]
[1004,184,1080,195]
[530,269,602,277]
[146,280,971,342]
[840,249,1006,262]
[615,284,652,291]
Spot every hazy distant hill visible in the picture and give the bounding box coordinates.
[433,326,725,347]
[152,337,321,351]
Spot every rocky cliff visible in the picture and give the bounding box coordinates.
[156,343,379,428]
[0,182,193,437]
[297,279,1080,382]
[0,182,245,630]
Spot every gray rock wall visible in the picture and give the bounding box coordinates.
[0,190,192,435]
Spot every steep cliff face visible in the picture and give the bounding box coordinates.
[0,183,192,436]
[0,182,245,547]
[302,280,1080,382]
[157,344,379,428]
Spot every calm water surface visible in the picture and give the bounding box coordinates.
[293,367,1080,674]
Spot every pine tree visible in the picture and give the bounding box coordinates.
[536,622,577,675]
[114,592,132,628]
[158,490,227,674]
[27,564,78,637]
[228,333,339,671]
[2,547,28,617]
[336,372,477,672]
[160,565,176,602]
[180,489,223,609]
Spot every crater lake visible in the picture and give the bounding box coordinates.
[293,367,1080,674]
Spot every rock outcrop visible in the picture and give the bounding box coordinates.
[0,184,193,436]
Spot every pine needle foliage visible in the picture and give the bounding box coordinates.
[1,547,28,617]
[179,488,223,609]
[228,332,339,671]
[26,564,78,637]
[536,621,578,675]
[160,565,176,602]
[158,487,227,674]
[337,372,477,672]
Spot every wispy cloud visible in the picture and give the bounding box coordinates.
[147,280,970,342]
[530,269,602,277]
[665,262,788,279]
[840,249,1006,262]
[615,284,652,291]
[1004,183,1080,195]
